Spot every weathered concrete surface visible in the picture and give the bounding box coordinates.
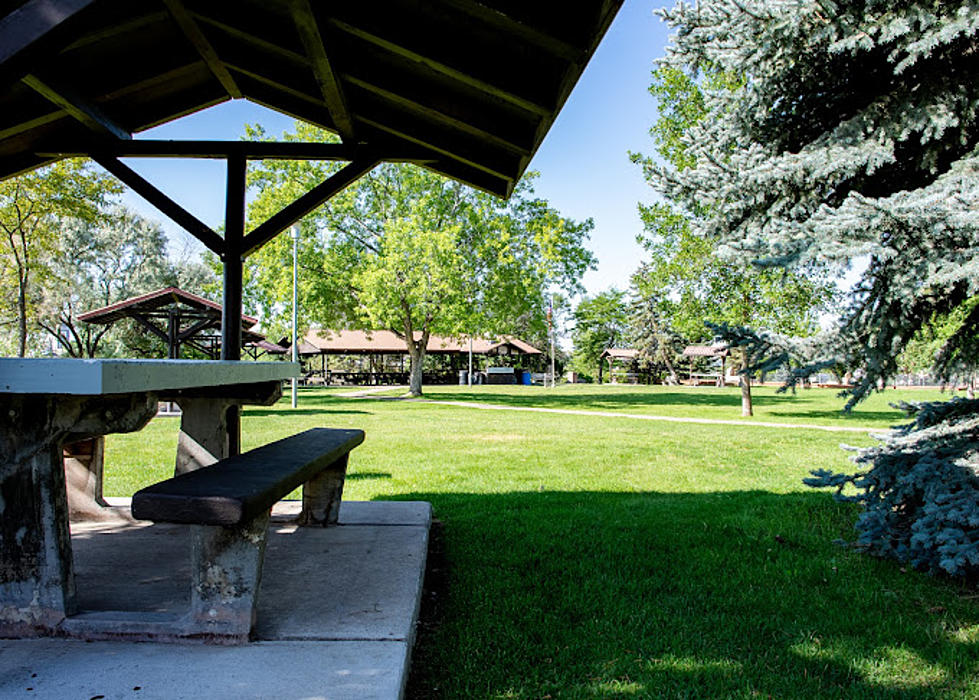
[1,501,431,699]
[0,639,408,699]
[70,502,431,644]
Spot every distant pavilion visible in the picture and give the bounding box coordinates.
[294,329,542,385]
[79,287,286,359]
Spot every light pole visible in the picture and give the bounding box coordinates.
[549,295,556,388]
[291,224,299,408]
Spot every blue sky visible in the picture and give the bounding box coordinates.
[121,0,671,299]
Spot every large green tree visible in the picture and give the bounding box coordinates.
[0,160,120,356]
[570,289,629,382]
[38,207,214,358]
[655,0,979,577]
[246,123,595,395]
[632,65,836,415]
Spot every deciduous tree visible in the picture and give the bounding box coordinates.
[246,123,595,395]
[0,160,120,356]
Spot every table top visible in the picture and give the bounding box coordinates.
[0,358,300,395]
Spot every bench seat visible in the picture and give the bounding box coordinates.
[124,427,364,643]
[132,427,364,526]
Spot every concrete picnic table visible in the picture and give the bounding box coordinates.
[0,358,298,638]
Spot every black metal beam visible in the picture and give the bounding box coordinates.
[289,0,355,142]
[22,74,131,140]
[162,0,241,99]
[91,155,224,255]
[242,156,379,257]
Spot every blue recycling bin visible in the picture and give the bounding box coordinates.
[521,371,531,385]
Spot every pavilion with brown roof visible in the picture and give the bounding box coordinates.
[295,328,542,384]
[78,286,286,359]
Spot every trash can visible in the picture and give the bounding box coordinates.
[458,370,469,385]
[521,371,531,385]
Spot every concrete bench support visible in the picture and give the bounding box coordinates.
[190,513,271,642]
[297,454,348,526]
[130,427,364,642]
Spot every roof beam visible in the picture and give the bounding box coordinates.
[328,18,551,117]
[288,0,355,142]
[243,156,380,257]
[190,12,309,67]
[345,75,531,155]
[39,140,355,160]
[162,0,241,99]
[0,0,96,72]
[355,114,516,181]
[436,0,581,61]
[22,74,130,140]
[91,155,224,255]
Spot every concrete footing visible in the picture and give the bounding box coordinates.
[0,500,431,700]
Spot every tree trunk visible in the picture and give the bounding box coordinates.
[407,341,425,396]
[740,350,753,417]
[16,273,27,357]
[663,351,679,386]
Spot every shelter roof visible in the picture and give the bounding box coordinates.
[301,329,540,355]
[248,338,288,354]
[487,336,543,355]
[78,286,259,327]
[600,347,638,360]
[682,344,729,358]
[0,0,622,198]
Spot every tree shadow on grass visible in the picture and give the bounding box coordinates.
[395,489,977,699]
[769,408,908,425]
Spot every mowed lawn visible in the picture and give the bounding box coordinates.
[104,385,978,699]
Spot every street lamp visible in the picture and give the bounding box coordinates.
[291,224,299,408]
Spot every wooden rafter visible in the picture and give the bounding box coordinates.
[91,155,224,255]
[190,12,309,67]
[0,0,96,71]
[288,0,355,142]
[22,74,130,140]
[345,74,530,155]
[355,113,515,181]
[162,0,241,99]
[243,157,380,256]
[328,18,551,117]
[39,140,355,160]
[436,0,581,61]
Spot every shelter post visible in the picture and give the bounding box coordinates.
[222,154,247,454]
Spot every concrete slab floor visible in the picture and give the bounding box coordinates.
[0,501,431,700]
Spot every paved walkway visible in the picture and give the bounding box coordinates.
[411,399,883,434]
[334,385,408,397]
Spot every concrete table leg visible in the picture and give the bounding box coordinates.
[64,436,110,520]
[298,454,349,526]
[0,442,76,635]
[0,393,155,637]
[173,398,242,474]
[189,512,271,641]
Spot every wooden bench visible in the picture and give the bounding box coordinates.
[131,427,364,642]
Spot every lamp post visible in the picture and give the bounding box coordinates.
[291,224,299,408]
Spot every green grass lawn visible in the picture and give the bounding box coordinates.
[395,382,955,429]
[104,385,978,698]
